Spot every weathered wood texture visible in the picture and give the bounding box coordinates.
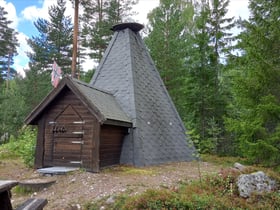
[15,198,48,210]
[38,88,99,171]
[34,87,128,172]
[34,118,45,168]
[0,180,18,210]
[99,125,127,167]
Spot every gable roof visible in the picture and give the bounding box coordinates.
[25,76,132,127]
[90,23,196,166]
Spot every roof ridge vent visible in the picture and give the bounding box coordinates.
[111,22,144,33]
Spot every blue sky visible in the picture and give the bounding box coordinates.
[7,0,41,36]
[0,0,249,77]
[5,0,44,39]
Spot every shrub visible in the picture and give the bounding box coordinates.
[0,126,36,167]
[85,168,280,210]
[121,189,191,210]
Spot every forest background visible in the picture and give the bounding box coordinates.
[0,0,279,168]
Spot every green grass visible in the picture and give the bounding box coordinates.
[13,185,35,196]
[102,165,157,176]
[0,127,36,167]
[85,156,280,210]
[201,154,246,167]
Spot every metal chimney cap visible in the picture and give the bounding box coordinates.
[111,22,144,33]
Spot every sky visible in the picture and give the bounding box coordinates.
[0,0,249,77]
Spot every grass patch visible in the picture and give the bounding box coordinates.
[201,154,246,167]
[13,185,34,196]
[0,145,20,160]
[85,156,280,210]
[0,127,36,167]
[102,165,156,176]
[86,175,279,210]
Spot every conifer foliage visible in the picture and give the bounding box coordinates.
[23,0,73,114]
[27,0,73,74]
[0,5,19,139]
[225,0,280,165]
[0,6,18,82]
[146,0,235,154]
[80,0,138,62]
[1,0,280,167]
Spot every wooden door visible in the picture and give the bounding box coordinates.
[50,105,85,167]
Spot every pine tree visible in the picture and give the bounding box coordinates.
[225,0,280,165]
[183,0,216,152]
[80,0,138,62]
[24,0,73,112]
[0,6,18,83]
[0,80,26,138]
[145,0,194,118]
[183,0,235,154]
[27,0,73,74]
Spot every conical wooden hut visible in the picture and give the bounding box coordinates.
[25,23,196,172]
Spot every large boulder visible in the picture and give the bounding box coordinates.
[237,171,277,198]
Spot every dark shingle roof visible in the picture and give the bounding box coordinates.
[72,78,131,124]
[25,77,131,127]
[90,23,196,166]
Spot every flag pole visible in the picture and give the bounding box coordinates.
[71,0,79,78]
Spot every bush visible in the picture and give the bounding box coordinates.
[0,126,36,167]
[84,162,280,210]
[120,189,192,210]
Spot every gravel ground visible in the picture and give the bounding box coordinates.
[1,159,220,210]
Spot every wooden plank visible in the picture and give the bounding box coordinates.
[0,191,13,210]
[91,118,100,172]
[34,118,45,168]
[15,198,48,210]
[53,154,81,160]
[100,159,120,167]
[99,125,126,168]
[54,145,81,152]
[37,89,101,171]
[0,180,18,193]
[100,148,122,154]
[100,138,123,145]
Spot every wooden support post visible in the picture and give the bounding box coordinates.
[71,0,79,78]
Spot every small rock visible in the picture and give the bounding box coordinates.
[237,171,277,198]
[106,196,115,204]
[233,162,246,171]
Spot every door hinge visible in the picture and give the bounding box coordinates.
[72,131,84,134]
[71,141,84,144]
[70,161,82,164]
[73,121,85,124]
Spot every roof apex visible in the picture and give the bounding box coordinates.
[111,22,144,33]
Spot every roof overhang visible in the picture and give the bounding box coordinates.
[25,77,131,127]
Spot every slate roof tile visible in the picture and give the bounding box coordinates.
[90,23,196,166]
[25,77,131,126]
[72,78,131,124]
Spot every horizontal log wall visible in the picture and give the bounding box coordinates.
[42,88,99,171]
[99,125,127,167]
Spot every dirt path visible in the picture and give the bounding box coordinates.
[1,159,220,210]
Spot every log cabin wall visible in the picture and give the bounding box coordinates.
[99,125,128,168]
[41,87,100,172]
[34,117,46,168]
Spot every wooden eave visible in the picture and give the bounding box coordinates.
[103,119,132,128]
[24,77,105,125]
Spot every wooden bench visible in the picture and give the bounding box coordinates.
[15,198,48,210]
[0,180,47,210]
[0,180,18,210]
